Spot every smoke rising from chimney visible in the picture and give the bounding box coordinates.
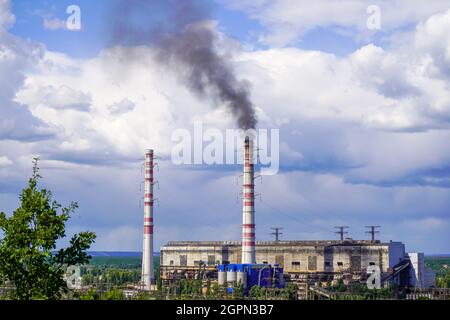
[110,0,257,130]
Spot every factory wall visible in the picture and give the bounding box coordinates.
[388,242,406,268]
[160,240,400,278]
[407,252,425,288]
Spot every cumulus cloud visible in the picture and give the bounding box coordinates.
[0,2,56,142]
[43,17,67,31]
[350,44,420,98]
[0,156,12,166]
[1,2,450,253]
[42,85,92,111]
[108,98,136,115]
[16,45,222,165]
[224,0,450,46]
[10,8,450,186]
[414,9,450,77]
[0,0,15,30]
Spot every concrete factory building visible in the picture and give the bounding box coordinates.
[161,239,409,279]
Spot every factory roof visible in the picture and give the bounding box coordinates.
[163,240,402,247]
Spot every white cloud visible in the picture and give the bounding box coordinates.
[414,9,450,77]
[9,8,450,186]
[42,85,92,111]
[94,226,142,251]
[1,4,450,253]
[16,45,225,162]
[0,0,15,30]
[0,2,55,142]
[108,98,136,115]
[225,0,450,46]
[350,44,419,98]
[0,156,12,166]
[43,17,67,31]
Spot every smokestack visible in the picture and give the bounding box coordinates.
[141,149,155,290]
[242,136,256,264]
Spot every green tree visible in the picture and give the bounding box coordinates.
[0,158,96,300]
[192,279,202,298]
[437,274,450,288]
[102,288,124,300]
[233,282,244,300]
[78,288,100,300]
[249,285,263,299]
[282,282,298,300]
[334,279,347,292]
[208,282,223,300]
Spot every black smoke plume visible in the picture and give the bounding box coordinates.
[110,0,257,129]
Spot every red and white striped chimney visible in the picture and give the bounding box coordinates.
[242,136,256,264]
[141,149,155,290]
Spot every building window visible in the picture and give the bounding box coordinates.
[291,261,300,266]
[350,256,361,271]
[180,255,187,266]
[275,255,284,266]
[194,260,202,266]
[262,261,268,264]
[170,260,174,266]
[337,262,343,266]
[308,256,317,271]
[208,255,215,266]
[369,262,376,266]
[325,262,331,267]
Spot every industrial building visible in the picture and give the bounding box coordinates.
[143,135,436,298]
[160,239,434,291]
[160,239,404,275]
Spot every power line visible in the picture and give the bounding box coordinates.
[334,226,349,241]
[262,201,334,234]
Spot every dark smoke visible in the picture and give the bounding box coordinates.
[110,0,257,129]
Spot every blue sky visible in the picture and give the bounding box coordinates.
[9,0,363,57]
[1,0,450,254]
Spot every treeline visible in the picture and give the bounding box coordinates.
[425,257,450,288]
[323,279,396,300]
[80,260,160,287]
[71,281,298,300]
[436,274,450,288]
[82,268,141,286]
[162,280,298,300]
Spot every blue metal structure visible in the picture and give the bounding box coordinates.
[218,263,284,294]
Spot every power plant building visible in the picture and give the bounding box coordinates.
[148,137,436,295]
[160,239,409,282]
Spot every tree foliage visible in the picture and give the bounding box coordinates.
[0,158,96,300]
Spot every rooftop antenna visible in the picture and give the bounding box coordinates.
[270,227,284,242]
[334,226,349,241]
[365,226,380,242]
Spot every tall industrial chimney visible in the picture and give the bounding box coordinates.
[141,149,155,290]
[242,136,256,264]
